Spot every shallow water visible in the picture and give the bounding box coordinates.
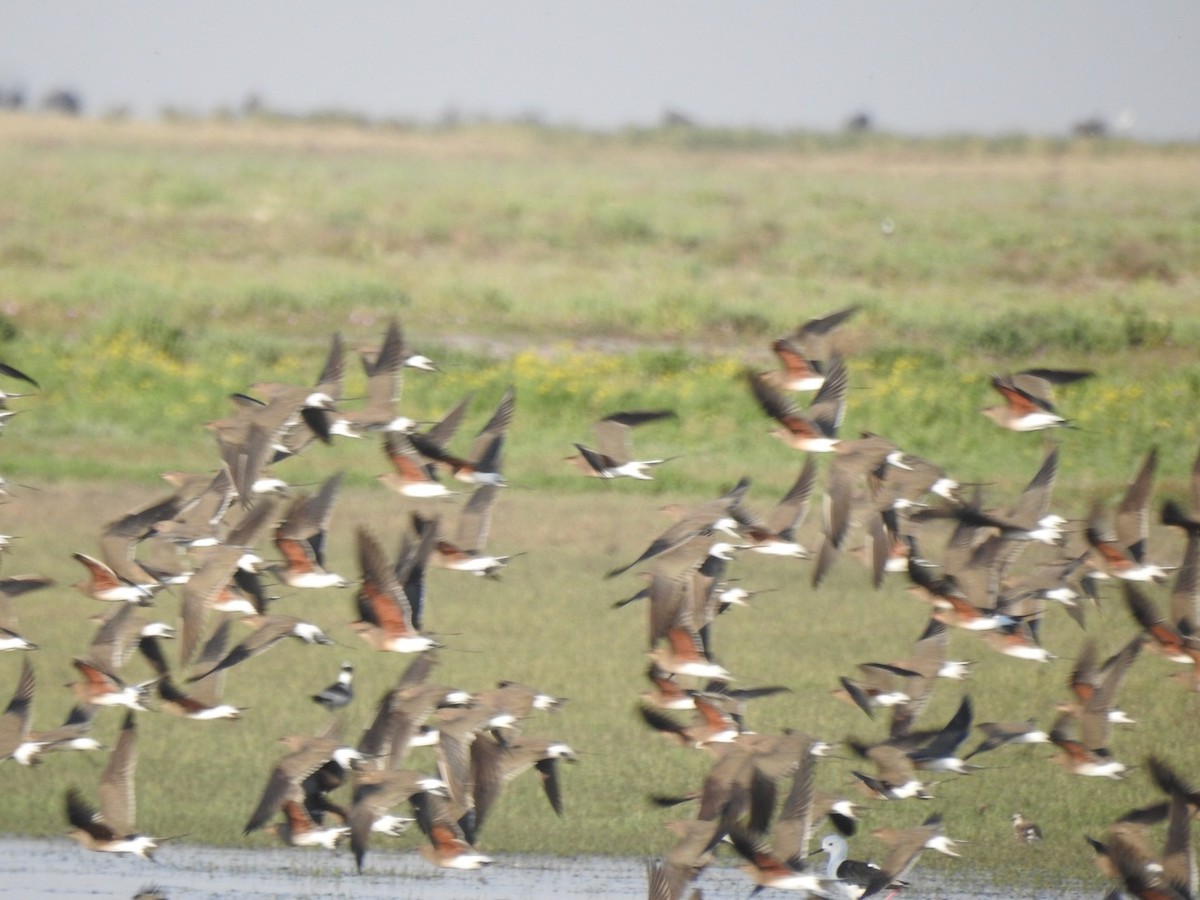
[0,836,1096,899]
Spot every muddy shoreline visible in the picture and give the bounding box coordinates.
[0,835,1096,899]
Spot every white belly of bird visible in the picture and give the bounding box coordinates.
[1002,645,1054,662]
[295,826,349,849]
[98,586,154,603]
[326,419,362,438]
[766,871,830,892]
[401,482,455,498]
[938,661,971,679]
[237,551,264,571]
[469,472,507,487]
[1081,759,1128,779]
[111,835,158,858]
[799,437,840,452]
[890,780,928,799]
[190,704,241,720]
[371,815,413,836]
[923,835,962,857]
[919,757,970,773]
[384,635,438,653]
[93,690,143,709]
[1044,587,1079,603]
[445,851,492,869]
[286,572,345,589]
[699,728,739,747]
[671,659,730,680]
[1024,525,1064,545]
[1013,413,1064,431]
[962,617,1005,631]
[12,741,49,765]
[385,415,418,432]
[406,728,439,749]
[252,476,289,494]
[52,737,103,753]
[1014,731,1050,744]
[930,477,959,499]
[790,375,826,391]
[718,587,750,604]
[750,540,808,557]
[613,461,656,480]
[212,596,257,615]
[449,555,503,573]
[647,693,696,711]
[1115,563,1166,582]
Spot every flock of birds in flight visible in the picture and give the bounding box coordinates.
[0,306,1197,899]
[0,322,576,895]
[613,307,1199,899]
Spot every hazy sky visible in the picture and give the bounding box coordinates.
[6,2,1199,139]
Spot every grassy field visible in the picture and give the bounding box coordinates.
[0,112,1198,891]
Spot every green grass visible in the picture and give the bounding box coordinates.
[0,113,1198,892]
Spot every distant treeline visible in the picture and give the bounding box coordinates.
[0,83,1159,142]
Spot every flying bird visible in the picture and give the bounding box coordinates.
[569,409,678,480]
[980,368,1092,432]
[64,712,163,859]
